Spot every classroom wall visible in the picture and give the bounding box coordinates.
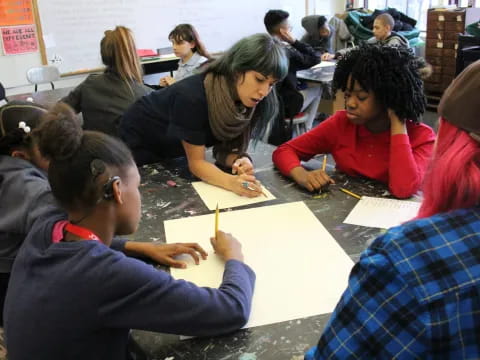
[2,0,346,95]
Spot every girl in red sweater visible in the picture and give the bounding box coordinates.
[272,44,435,198]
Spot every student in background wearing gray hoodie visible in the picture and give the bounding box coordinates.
[324,13,408,60]
[0,101,209,326]
[301,15,334,55]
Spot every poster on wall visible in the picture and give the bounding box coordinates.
[1,24,37,54]
[0,0,34,26]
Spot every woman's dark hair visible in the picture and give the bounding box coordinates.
[333,43,426,122]
[206,33,288,140]
[0,101,47,155]
[37,103,135,212]
[168,24,211,59]
[264,9,289,34]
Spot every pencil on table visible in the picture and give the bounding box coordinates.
[339,187,362,200]
[322,154,327,171]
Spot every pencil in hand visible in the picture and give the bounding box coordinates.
[215,203,219,239]
[322,154,327,172]
[241,181,268,198]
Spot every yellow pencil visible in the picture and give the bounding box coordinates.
[215,203,219,239]
[322,154,327,171]
[339,187,362,200]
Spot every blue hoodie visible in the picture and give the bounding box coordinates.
[0,155,56,273]
[4,211,255,360]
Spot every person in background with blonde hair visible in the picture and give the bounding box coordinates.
[61,26,152,136]
[160,24,211,87]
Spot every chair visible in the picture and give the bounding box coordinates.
[26,65,60,92]
[456,34,480,76]
[289,112,309,137]
[0,82,7,103]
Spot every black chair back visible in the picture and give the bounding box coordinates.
[456,34,480,75]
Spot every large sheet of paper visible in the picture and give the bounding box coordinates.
[344,196,421,229]
[192,181,275,210]
[166,201,354,329]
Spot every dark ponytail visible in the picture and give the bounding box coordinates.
[37,103,135,211]
[37,103,82,161]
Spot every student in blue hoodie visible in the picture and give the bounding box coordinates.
[4,103,255,360]
[0,101,216,326]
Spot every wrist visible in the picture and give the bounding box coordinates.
[290,166,307,182]
[124,241,152,256]
[234,152,252,163]
[391,120,407,135]
[224,253,244,262]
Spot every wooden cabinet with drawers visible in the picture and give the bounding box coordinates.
[424,8,466,94]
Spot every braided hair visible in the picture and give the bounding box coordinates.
[333,43,426,122]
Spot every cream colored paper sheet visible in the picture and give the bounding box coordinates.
[343,196,420,229]
[166,201,354,329]
[191,181,275,210]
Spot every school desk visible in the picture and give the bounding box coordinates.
[142,56,180,77]
[8,87,72,108]
[129,142,391,360]
[297,61,336,84]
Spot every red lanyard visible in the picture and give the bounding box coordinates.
[64,223,101,242]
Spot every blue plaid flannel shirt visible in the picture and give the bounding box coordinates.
[306,207,480,359]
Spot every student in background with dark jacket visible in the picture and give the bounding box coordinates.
[4,104,255,360]
[264,10,321,134]
[61,26,152,136]
[301,15,334,55]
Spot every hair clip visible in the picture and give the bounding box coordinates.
[18,121,31,134]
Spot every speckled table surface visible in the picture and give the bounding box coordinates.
[130,142,390,360]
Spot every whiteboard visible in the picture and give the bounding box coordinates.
[36,0,306,74]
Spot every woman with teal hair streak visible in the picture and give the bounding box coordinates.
[120,33,288,197]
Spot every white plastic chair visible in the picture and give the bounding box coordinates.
[290,112,309,137]
[26,65,60,92]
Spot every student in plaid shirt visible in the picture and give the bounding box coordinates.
[306,60,480,359]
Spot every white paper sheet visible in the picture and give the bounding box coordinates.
[191,181,275,210]
[166,201,354,330]
[311,61,336,69]
[343,196,421,229]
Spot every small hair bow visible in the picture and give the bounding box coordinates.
[18,121,31,134]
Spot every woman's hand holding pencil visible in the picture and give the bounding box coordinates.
[229,173,265,198]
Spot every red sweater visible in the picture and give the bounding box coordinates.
[272,110,436,199]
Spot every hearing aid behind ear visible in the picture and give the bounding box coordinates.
[102,176,120,200]
[89,159,119,201]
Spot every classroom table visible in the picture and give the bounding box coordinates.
[8,87,72,108]
[129,142,391,360]
[142,56,180,76]
[297,62,336,83]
